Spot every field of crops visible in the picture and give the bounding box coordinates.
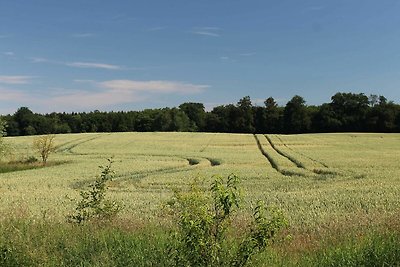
[1,132,399,231]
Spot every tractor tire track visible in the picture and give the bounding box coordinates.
[273,135,329,168]
[57,134,106,155]
[253,134,280,172]
[264,135,306,169]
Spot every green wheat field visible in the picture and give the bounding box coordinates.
[1,132,400,266]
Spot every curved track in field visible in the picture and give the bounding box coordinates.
[55,134,107,155]
[272,135,329,168]
[264,135,306,169]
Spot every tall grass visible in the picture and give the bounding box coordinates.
[1,218,399,266]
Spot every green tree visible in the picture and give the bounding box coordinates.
[236,96,255,133]
[330,92,369,131]
[14,107,36,135]
[179,102,206,131]
[264,97,282,133]
[284,95,311,133]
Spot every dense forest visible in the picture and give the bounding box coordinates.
[2,92,400,136]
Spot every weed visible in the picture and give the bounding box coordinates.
[68,158,122,224]
[168,174,287,267]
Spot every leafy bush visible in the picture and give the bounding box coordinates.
[68,158,122,224]
[168,174,288,267]
[0,118,11,159]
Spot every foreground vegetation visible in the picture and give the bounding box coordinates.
[1,217,399,266]
[0,132,399,266]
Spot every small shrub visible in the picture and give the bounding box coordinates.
[68,158,122,224]
[187,158,200,165]
[33,134,56,165]
[168,174,287,267]
[24,156,39,164]
[0,118,11,159]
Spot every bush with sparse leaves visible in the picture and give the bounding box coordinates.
[168,174,288,267]
[32,134,55,165]
[68,158,122,224]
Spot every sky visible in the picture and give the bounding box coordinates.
[1,0,400,114]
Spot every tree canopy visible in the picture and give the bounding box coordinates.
[3,92,400,136]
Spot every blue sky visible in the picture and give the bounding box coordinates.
[1,0,400,114]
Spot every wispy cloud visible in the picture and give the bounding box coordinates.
[66,62,122,70]
[52,80,208,109]
[108,14,137,23]
[0,87,27,101]
[30,57,49,63]
[3,52,15,56]
[30,57,123,70]
[146,26,167,32]
[199,27,220,31]
[191,27,221,37]
[48,88,144,109]
[0,35,10,39]
[73,79,96,84]
[71,33,95,38]
[220,56,230,60]
[99,80,208,94]
[192,31,220,37]
[0,76,33,84]
[0,79,208,112]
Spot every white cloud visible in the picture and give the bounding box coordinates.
[192,31,220,37]
[30,57,123,70]
[0,76,33,84]
[48,80,207,109]
[3,52,14,56]
[0,79,208,112]
[99,80,208,94]
[220,56,230,60]
[198,27,220,31]
[146,26,166,31]
[66,62,121,70]
[73,79,96,84]
[29,57,50,63]
[191,27,221,37]
[0,87,27,101]
[48,89,144,109]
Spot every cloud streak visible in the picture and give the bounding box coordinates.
[99,80,208,94]
[66,62,122,70]
[0,87,27,101]
[0,79,208,112]
[192,31,220,37]
[45,80,207,110]
[30,57,124,70]
[191,27,221,37]
[0,76,33,84]
[71,33,95,38]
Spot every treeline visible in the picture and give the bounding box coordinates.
[3,92,400,136]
